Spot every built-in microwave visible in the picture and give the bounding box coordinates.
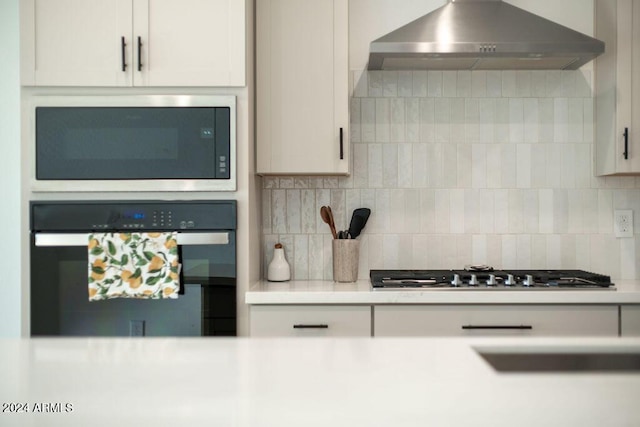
[28,95,236,192]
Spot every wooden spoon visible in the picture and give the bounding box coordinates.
[320,206,338,239]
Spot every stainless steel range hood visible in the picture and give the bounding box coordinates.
[368,0,604,70]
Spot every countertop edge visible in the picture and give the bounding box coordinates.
[246,280,640,304]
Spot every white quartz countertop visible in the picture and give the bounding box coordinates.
[1,337,639,426]
[246,280,640,304]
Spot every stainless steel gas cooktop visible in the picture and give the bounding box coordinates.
[370,267,615,291]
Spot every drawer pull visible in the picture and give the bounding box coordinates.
[293,324,329,329]
[462,325,532,330]
[624,127,629,160]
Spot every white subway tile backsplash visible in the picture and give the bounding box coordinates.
[471,71,487,98]
[465,99,479,143]
[350,98,361,143]
[509,98,524,143]
[272,189,287,234]
[449,189,465,234]
[383,71,398,97]
[261,70,640,281]
[427,71,443,97]
[486,71,502,97]
[508,189,524,233]
[368,144,383,188]
[523,98,539,143]
[399,71,414,97]
[516,144,531,188]
[435,98,452,143]
[405,99,420,142]
[397,143,413,188]
[457,71,472,98]
[352,69,367,98]
[286,190,301,233]
[368,71,383,97]
[383,144,399,188]
[294,234,309,280]
[553,98,569,143]
[420,189,436,233]
[494,99,510,143]
[443,71,457,97]
[390,98,405,142]
[561,71,577,97]
[412,71,427,97]
[531,234,547,268]
[531,71,546,97]
[478,99,495,143]
[502,71,516,97]
[516,71,531,97]
[472,234,487,264]
[472,144,487,188]
[419,98,435,142]
[376,98,390,142]
[502,235,517,268]
[516,235,532,269]
[546,71,562,97]
[457,144,472,188]
[360,98,376,142]
[442,144,458,188]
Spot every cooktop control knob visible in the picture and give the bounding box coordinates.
[469,274,479,286]
[451,274,463,287]
[505,274,516,286]
[523,274,535,287]
[486,274,497,286]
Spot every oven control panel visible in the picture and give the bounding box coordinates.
[30,200,237,232]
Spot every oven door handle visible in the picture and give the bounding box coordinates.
[34,232,230,247]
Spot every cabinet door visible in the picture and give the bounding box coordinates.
[21,0,133,86]
[250,305,371,337]
[134,0,245,87]
[256,0,349,174]
[595,0,640,174]
[621,305,640,336]
[374,305,619,337]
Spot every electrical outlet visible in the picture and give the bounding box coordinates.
[614,210,634,238]
[129,320,145,337]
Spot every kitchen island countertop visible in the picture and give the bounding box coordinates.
[246,279,640,304]
[1,336,639,426]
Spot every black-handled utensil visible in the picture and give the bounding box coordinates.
[347,208,371,239]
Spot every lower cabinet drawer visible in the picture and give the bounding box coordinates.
[250,305,372,337]
[374,305,619,337]
[621,305,640,337]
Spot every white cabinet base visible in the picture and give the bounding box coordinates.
[250,305,371,337]
[374,305,619,337]
[621,305,640,336]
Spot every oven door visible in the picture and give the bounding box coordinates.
[30,231,236,337]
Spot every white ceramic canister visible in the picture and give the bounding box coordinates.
[267,243,291,281]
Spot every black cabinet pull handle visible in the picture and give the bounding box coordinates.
[462,325,532,330]
[624,127,629,160]
[121,37,127,71]
[339,127,344,160]
[137,36,143,71]
[293,324,329,329]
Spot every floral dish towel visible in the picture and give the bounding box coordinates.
[88,232,181,301]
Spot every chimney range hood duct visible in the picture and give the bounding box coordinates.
[368,0,604,71]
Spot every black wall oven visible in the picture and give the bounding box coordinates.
[29,95,236,192]
[30,200,236,337]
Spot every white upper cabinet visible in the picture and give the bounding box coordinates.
[256,0,349,175]
[20,0,245,87]
[595,0,640,174]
